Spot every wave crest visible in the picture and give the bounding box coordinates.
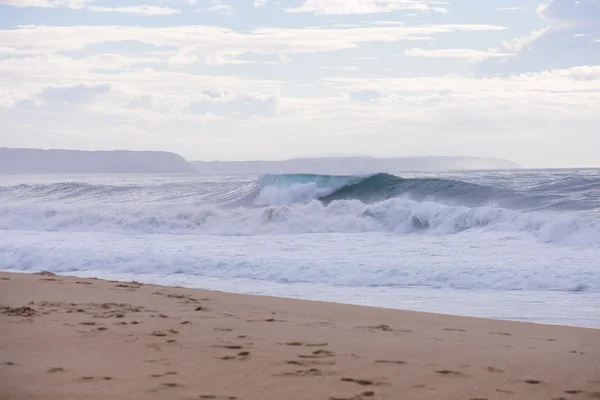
[1,198,599,245]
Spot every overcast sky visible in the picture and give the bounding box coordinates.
[0,0,599,167]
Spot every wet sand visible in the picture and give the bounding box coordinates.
[1,271,599,400]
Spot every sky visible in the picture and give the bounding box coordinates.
[0,0,599,167]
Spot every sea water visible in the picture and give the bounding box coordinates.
[1,169,599,328]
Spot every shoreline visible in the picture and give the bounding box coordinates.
[1,271,599,400]
[8,269,599,329]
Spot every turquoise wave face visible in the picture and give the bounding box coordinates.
[1,172,599,212]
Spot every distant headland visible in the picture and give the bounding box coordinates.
[0,148,521,174]
[192,156,522,174]
[0,148,197,174]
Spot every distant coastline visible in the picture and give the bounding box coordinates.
[0,148,197,174]
[0,148,521,174]
[192,156,522,174]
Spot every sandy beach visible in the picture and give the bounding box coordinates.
[1,271,599,400]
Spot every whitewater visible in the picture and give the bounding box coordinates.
[1,169,599,327]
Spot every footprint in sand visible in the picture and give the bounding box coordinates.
[524,379,542,384]
[1,306,37,317]
[219,351,250,361]
[436,369,464,376]
[298,349,335,359]
[198,395,237,399]
[247,318,285,323]
[159,382,181,389]
[359,324,393,332]
[341,378,390,387]
[151,372,177,377]
[279,341,328,347]
[374,360,406,365]
[212,345,243,350]
[286,359,336,366]
[341,378,375,386]
[77,376,113,381]
[330,392,375,400]
[274,368,324,377]
[151,329,178,337]
[47,367,65,373]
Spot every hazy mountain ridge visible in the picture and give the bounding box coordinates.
[192,156,522,174]
[0,148,197,174]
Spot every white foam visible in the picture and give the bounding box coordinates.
[1,198,599,245]
[1,229,598,292]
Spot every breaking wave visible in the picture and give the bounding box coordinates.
[0,173,599,245]
[1,171,600,295]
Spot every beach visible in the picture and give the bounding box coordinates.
[1,271,599,400]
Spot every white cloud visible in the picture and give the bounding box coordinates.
[286,0,448,15]
[405,48,514,60]
[479,0,600,74]
[1,0,598,166]
[331,65,600,89]
[2,64,599,166]
[87,5,181,15]
[208,0,234,14]
[253,0,268,7]
[496,27,550,53]
[369,21,405,25]
[321,65,360,71]
[539,0,600,26]
[0,0,91,8]
[0,24,506,63]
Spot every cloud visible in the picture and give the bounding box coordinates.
[348,89,383,102]
[0,24,506,64]
[2,65,599,166]
[329,65,600,93]
[321,65,360,71]
[405,48,514,60]
[0,0,94,10]
[39,84,111,105]
[0,0,182,14]
[286,0,448,15]
[497,27,550,53]
[0,0,91,8]
[87,5,181,15]
[189,93,279,117]
[253,0,268,7]
[479,0,600,74]
[207,0,234,14]
[540,0,600,27]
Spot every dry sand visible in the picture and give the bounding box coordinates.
[1,271,599,400]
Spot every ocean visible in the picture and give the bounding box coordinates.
[1,169,599,328]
